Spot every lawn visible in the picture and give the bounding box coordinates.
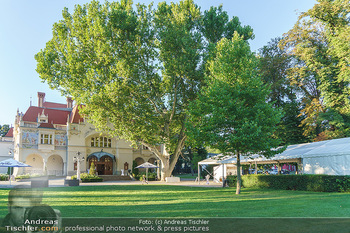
[0,185,350,218]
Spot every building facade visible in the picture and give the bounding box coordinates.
[0,130,14,174]
[11,92,157,177]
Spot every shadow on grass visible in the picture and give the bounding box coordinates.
[1,185,350,218]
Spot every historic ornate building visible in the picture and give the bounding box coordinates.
[11,92,157,177]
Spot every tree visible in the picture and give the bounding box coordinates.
[35,0,252,180]
[280,0,350,140]
[89,162,96,176]
[187,33,283,194]
[258,38,306,145]
[0,124,10,137]
[174,146,207,175]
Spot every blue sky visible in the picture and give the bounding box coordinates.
[0,0,316,126]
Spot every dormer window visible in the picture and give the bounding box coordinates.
[38,110,48,123]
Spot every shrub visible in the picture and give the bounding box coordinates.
[132,160,139,176]
[71,173,103,183]
[89,162,96,176]
[226,174,350,192]
[15,173,42,180]
[0,174,9,181]
[136,172,157,181]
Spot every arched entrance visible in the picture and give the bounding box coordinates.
[47,155,64,176]
[148,157,157,164]
[87,151,115,175]
[135,157,145,172]
[25,154,44,174]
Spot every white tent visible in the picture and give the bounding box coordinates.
[136,162,158,182]
[199,137,350,176]
[196,154,233,184]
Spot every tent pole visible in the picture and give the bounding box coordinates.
[222,164,225,188]
[255,161,257,174]
[198,164,200,184]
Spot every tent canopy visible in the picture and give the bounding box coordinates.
[199,137,350,166]
[136,162,158,169]
[0,158,31,167]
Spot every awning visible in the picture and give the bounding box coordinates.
[87,151,116,161]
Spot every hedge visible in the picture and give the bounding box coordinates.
[80,178,103,183]
[134,172,157,181]
[71,173,103,183]
[226,174,350,192]
[15,174,42,180]
[0,174,9,181]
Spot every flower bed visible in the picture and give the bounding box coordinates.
[71,173,103,183]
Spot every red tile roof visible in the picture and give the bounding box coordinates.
[43,102,67,109]
[4,128,13,137]
[38,123,55,129]
[23,106,71,125]
[70,105,84,124]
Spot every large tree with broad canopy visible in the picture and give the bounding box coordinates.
[35,0,253,180]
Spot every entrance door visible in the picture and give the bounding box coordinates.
[88,154,114,175]
[100,155,113,175]
[97,164,105,175]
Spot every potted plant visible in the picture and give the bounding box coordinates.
[64,176,80,186]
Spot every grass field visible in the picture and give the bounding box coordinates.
[1,185,350,218]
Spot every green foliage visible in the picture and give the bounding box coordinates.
[132,160,139,176]
[72,173,103,182]
[259,37,306,145]
[136,172,157,181]
[187,33,284,194]
[188,34,283,155]
[15,174,31,180]
[200,5,254,44]
[0,124,10,137]
[89,162,96,176]
[35,0,253,180]
[226,175,350,192]
[15,173,42,180]
[0,174,9,181]
[176,146,207,173]
[280,0,350,141]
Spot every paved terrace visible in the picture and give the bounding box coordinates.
[0,178,223,189]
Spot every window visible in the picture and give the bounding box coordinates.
[90,136,112,148]
[40,134,52,144]
[91,138,95,147]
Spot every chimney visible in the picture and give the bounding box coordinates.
[66,97,73,108]
[38,92,45,107]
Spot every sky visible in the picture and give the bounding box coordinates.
[0,0,316,126]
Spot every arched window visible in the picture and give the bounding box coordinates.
[90,136,112,148]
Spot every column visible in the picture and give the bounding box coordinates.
[43,158,47,175]
[63,162,67,176]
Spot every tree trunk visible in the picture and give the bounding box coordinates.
[160,158,172,181]
[236,152,241,195]
[142,133,186,181]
